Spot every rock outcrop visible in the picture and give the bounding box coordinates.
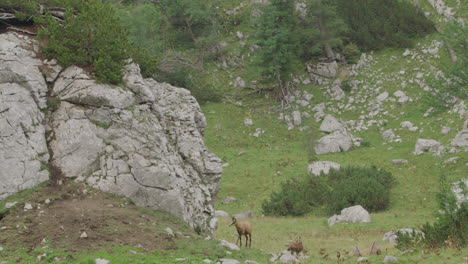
[0,33,222,234]
[0,33,49,200]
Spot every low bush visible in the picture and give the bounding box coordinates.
[262,166,395,216]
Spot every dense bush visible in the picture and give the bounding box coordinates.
[334,0,435,51]
[326,166,395,213]
[262,166,395,216]
[38,0,130,84]
[422,179,467,248]
[262,177,327,216]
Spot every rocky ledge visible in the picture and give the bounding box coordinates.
[0,32,222,234]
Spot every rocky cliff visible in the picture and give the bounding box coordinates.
[0,32,222,234]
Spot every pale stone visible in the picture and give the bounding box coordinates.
[307,161,341,176]
[315,131,354,155]
[319,115,344,133]
[219,240,240,251]
[414,139,441,155]
[328,205,371,226]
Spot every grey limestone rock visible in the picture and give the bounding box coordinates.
[319,115,344,133]
[0,33,49,200]
[0,33,222,234]
[307,161,341,176]
[451,120,468,147]
[328,205,371,226]
[414,139,441,155]
[315,131,354,155]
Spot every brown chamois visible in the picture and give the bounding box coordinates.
[230,217,252,248]
[287,238,304,254]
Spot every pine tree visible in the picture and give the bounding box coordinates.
[253,0,299,99]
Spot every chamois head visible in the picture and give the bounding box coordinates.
[229,217,237,227]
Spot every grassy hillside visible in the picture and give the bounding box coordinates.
[204,1,467,263]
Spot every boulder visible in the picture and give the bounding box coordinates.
[319,115,344,133]
[414,139,441,155]
[0,33,49,200]
[219,240,240,251]
[451,120,468,147]
[244,118,253,126]
[328,205,371,226]
[377,92,389,102]
[383,256,398,263]
[307,161,341,176]
[451,179,468,209]
[441,126,451,135]
[292,111,302,126]
[382,129,396,141]
[218,259,240,264]
[215,210,229,217]
[315,131,354,155]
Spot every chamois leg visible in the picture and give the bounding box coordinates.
[244,234,248,247]
[249,233,252,248]
[237,234,242,247]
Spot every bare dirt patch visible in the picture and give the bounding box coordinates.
[0,182,192,254]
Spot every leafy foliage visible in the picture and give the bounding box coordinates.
[38,0,130,84]
[421,178,467,248]
[262,166,395,216]
[253,0,299,98]
[334,0,435,50]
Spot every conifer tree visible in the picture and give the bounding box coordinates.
[253,0,298,99]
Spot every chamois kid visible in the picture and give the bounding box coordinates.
[230,217,252,248]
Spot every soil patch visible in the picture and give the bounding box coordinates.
[0,182,192,253]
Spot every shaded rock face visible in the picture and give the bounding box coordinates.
[0,33,49,200]
[0,33,222,234]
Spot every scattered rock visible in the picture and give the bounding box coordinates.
[383,229,425,243]
[95,259,110,264]
[215,210,229,217]
[165,227,174,237]
[219,240,240,251]
[251,128,265,137]
[423,107,435,117]
[234,77,246,88]
[451,179,468,209]
[292,111,302,126]
[382,129,396,141]
[444,156,459,164]
[307,161,341,176]
[232,211,253,219]
[392,159,408,165]
[315,131,354,155]
[24,203,33,210]
[414,139,441,155]
[441,126,451,135]
[377,92,389,102]
[5,202,17,209]
[223,196,237,204]
[383,256,398,263]
[219,259,240,264]
[244,118,253,126]
[357,257,369,263]
[202,259,212,264]
[451,120,468,147]
[320,115,345,133]
[328,205,371,226]
[80,232,88,239]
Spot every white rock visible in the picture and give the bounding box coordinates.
[215,210,229,217]
[451,120,468,147]
[5,202,17,209]
[414,139,441,155]
[401,121,414,129]
[244,118,253,126]
[202,260,212,264]
[219,259,240,264]
[319,115,344,133]
[384,256,398,263]
[80,232,88,239]
[328,205,371,226]
[307,161,341,176]
[377,92,389,102]
[165,227,174,237]
[292,111,302,126]
[357,257,368,263]
[382,129,396,141]
[95,258,110,264]
[315,131,354,155]
[219,240,240,251]
[392,159,408,165]
[441,126,451,135]
[0,246,3,251]
[24,203,33,210]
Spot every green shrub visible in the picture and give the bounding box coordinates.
[395,230,425,251]
[37,0,130,84]
[262,177,327,216]
[326,166,395,213]
[262,166,395,216]
[343,43,360,64]
[421,179,467,248]
[155,67,222,104]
